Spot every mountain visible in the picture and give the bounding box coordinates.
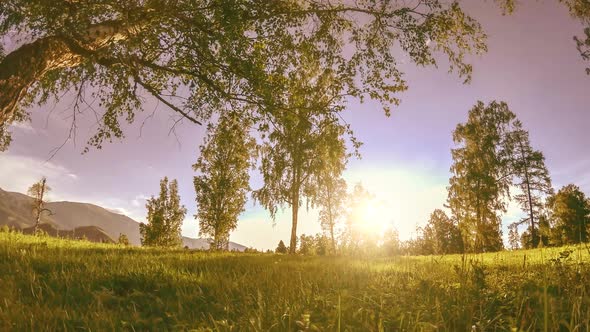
[0,187,246,251]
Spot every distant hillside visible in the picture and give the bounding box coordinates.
[21,223,115,243]
[0,187,246,251]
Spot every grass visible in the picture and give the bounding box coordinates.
[0,232,589,331]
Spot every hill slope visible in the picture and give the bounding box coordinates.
[0,187,246,250]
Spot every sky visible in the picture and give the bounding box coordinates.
[1,1,589,250]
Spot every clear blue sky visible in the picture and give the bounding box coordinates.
[1,1,589,250]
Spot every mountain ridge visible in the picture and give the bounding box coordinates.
[0,187,246,251]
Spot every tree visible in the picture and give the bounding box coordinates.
[420,209,463,255]
[546,184,590,245]
[140,177,186,248]
[506,120,553,248]
[342,183,378,254]
[317,175,348,254]
[193,112,255,251]
[27,177,52,234]
[298,234,316,255]
[314,234,330,256]
[519,215,551,249]
[0,1,487,151]
[117,233,130,246]
[275,240,287,254]
[508,223,520,250]
[253,59,352,254]
[447,101,517,253]
[382,228,402,256]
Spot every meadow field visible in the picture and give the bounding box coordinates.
[1,232,589,331]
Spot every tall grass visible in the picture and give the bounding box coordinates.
[0,232,588,331]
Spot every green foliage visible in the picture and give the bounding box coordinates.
[27,177,51,234]
[117,233,130,246]
[448,101,517,253]
[506,120,553,248]
[317,176,347,254]
[2,232,590,330]
[139,177,186,248]
[0,0,487,151]
[298,234,316,256]
[253,59,352,254]
[547,184,590,245]
[275,240,287,254]
[420,209,464,255]
[560,0,590,73]
[193,112,255,251]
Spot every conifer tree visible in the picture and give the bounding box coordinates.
[275,240,287,254]
[140,177,186,248]
[421,209,463,255]
[506,120,553,248]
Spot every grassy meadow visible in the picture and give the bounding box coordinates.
[1,232,589,331]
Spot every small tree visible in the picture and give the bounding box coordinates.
[547,184,590,245]
[421,209,464,255]
[140,177,187,248]
[117,233,130,246]
[508,223,520,250]
[276,240,288,254]
[193,113,255,251]
[298,234,316,255]
[27,177,52,234]
[317,176,347,254]
[314,234,330,256]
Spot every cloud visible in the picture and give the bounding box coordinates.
[131,194,150,207]
[10,122,35,133]
[0,153,73,195]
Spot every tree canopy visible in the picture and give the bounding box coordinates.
[547,184,590,245]
[193,112,255,251]
[447,101,517,253]
[140,177,186,247]
[0,0,488,152]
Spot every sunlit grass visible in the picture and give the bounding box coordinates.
[1,231,589,331]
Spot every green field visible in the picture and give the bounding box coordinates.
[1,232,589,331]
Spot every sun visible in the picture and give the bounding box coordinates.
[356,198,393,236]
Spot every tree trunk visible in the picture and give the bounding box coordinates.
[519,140,537,248]
[327,185,336,253]
[33,178,47,234]
[0,20,137,126]
[0,37,81,124]
[330,223,336,254]
[289,196,299,254]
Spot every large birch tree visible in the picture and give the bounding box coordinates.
[0,0,487,151]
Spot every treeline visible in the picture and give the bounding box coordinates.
[410,102,590,255]
[140,101,590,255]
[25,100,590,256]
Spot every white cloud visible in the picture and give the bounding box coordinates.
[10,121,35,133]
[131,194,149,207]
[0,153,73,196]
